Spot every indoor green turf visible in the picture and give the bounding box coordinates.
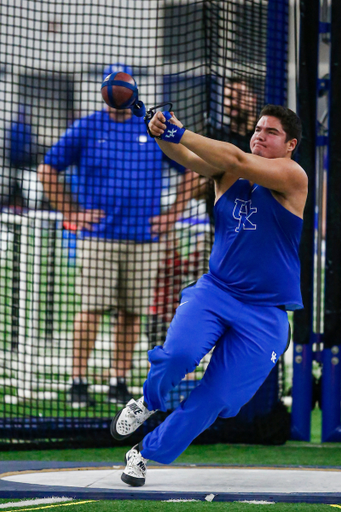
[0,499,338,511]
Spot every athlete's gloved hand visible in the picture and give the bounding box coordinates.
[159,111,186,144]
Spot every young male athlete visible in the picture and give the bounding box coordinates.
[111,104,307,487]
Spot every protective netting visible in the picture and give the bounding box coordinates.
[0,0,290,448]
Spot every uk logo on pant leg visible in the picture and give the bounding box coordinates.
[271,351,277,364]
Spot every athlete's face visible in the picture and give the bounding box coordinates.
[250,115,297,159]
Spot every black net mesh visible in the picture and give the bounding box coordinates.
[0,0,290,448]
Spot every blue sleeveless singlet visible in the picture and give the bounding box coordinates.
[209,179,303,310]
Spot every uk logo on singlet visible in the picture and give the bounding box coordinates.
[232,199,258,232]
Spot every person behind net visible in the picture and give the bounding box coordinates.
[197,77,258,222]
[111,104,307,487]
[38,63,193,408]
[1,104,43,211]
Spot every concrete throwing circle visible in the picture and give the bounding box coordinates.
[1,462,341,503]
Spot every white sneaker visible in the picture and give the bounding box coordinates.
[110,396,155,440]
[121,445,148,487]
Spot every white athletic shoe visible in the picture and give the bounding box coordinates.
[121,445,148,487]
[110,396,156,440]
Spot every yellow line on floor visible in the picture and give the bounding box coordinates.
[3,501,98,512]
[330,506,341,509]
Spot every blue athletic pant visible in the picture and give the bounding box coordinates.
[141,274,289,464]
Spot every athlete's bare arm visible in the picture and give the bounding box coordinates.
[149,112,307,218]
[154,135,225,179]
[181,131,307,216]
[149,113,228,178]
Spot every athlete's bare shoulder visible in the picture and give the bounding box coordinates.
[271,160,308,218]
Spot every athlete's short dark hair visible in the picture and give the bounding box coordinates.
[258,104,302,155]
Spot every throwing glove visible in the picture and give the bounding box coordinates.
[131,100,146,118]
[159,111,186,144]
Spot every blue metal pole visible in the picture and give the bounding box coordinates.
[322,347,341,441]
[291,343,313,441]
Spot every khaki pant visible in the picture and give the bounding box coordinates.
[76,238,166,314]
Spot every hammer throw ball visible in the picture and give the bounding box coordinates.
[101,72,138,109]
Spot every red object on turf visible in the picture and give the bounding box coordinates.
[101,72,135,108]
